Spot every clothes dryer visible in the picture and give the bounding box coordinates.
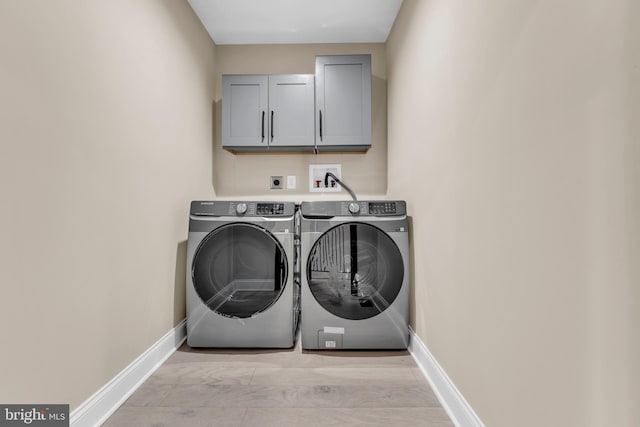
[299,200,409,350]
[187,201,299,348]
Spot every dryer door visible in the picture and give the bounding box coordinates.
[307,222,404,320]
[192,223,288,318]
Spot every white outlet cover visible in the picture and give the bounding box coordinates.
[287,175,296,189]
[309,164,342,192]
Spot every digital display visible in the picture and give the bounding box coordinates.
[368,202,396,215]
[257,203,285,215]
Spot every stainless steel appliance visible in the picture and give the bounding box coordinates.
[186,200,298,348]
[299,200,409,349]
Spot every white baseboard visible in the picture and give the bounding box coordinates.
[408,327,485,427]
[70,320,187,427]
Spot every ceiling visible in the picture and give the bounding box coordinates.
[187,0,404,45]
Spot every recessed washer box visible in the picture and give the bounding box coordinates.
[309,164,341,192]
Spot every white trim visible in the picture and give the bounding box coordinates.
[70,320,187,427]
[408,327,485,427]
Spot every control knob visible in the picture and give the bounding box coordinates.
[348,202,360,214]
[236,203,248,215]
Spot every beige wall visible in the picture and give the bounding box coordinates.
[0,0,216,409]
[387,0,639,426]
[213,44,387,197]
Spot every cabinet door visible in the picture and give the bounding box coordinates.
[315,55,372,151]
[268,75,315,150]
[222,75,268,149]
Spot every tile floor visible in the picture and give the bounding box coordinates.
[103,340,454,427]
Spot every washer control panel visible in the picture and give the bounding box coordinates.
[300,200,406,218]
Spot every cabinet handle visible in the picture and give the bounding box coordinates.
[261,111,265,142]
[270,110,274,142]
[319,110,323,142]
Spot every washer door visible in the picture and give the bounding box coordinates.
[192,223,288,318]
[307,222,404,320]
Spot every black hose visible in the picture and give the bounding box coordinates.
[324,172,357,201]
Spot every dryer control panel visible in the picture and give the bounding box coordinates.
[190,201,295,217]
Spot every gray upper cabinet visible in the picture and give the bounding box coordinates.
[269,75,315,149]
[315,54,372,151]
[222,74,315,152]
[222,75,268,150]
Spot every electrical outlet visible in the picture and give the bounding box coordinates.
[270,176,283,189]
[309,164,342,192]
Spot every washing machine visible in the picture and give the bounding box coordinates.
[186,200,299,348]
[299,200,409,350]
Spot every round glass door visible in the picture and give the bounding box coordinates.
[192,223,288,318]
[306,222,404,320]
